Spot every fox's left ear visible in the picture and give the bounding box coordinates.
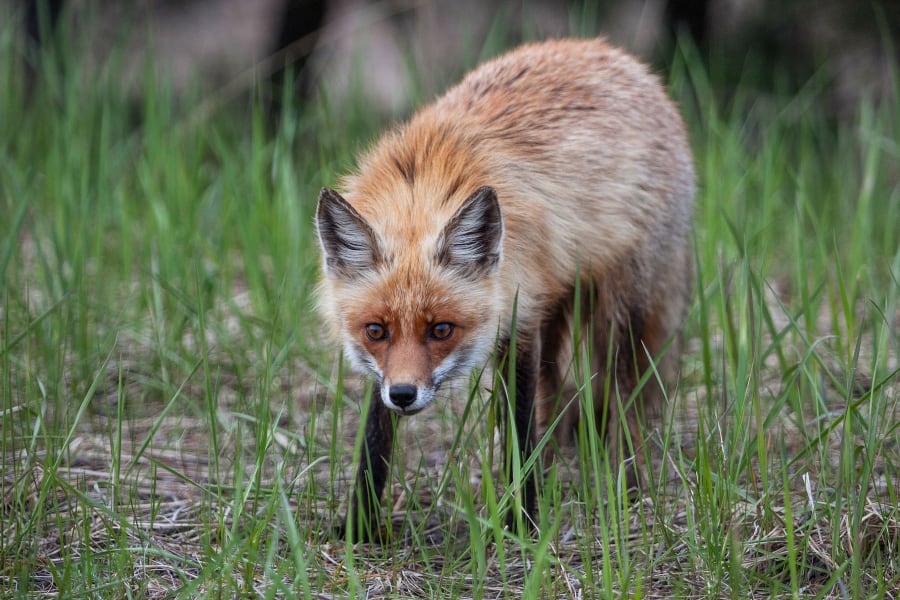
[436,186,504,278]
[316,188,382,279]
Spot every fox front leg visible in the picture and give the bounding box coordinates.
[347,382,394,542]
[503,338,539,533]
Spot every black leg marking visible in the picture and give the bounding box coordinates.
[504,338,539,533]
[348,382,394,542]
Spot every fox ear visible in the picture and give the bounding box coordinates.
[316,188,382,279]
[436,186,504,278]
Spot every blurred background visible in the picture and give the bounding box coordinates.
[7,0,899,120]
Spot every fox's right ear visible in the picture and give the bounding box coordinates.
[436,186,504,279]
[316,188,382,279]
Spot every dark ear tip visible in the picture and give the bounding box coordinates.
[467,186,501,222]
[474,185,497,199]
[318,188,350,218]
[463,186,500,214]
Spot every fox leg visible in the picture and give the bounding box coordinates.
[610,325,644,491]
[597,308,660,493]
[534,297,575,458]
[348,381,394,541]
[618,308,677,490]
[501,336,540,532]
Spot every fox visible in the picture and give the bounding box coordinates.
[316,38,694,539]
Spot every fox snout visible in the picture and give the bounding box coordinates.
[380,380,437,415]
[387,383,417,409]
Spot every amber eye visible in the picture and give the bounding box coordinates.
[429,322,454,341]
[365,323,387,341]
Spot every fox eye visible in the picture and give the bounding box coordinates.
[365,323,387,341]
[429,322,454,341]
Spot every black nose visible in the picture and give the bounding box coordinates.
[388,384,417,408]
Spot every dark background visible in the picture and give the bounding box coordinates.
[14,0,899,119]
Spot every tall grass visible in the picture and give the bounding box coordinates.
[1,6,898,599]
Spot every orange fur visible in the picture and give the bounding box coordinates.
[316,38,694,533]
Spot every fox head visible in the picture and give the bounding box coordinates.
[316,186,504,414]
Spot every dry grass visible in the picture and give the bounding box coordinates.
[3,287,897,598]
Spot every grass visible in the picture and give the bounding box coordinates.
[1,6,899,599]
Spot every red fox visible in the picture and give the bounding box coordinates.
[316,38,694,538]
